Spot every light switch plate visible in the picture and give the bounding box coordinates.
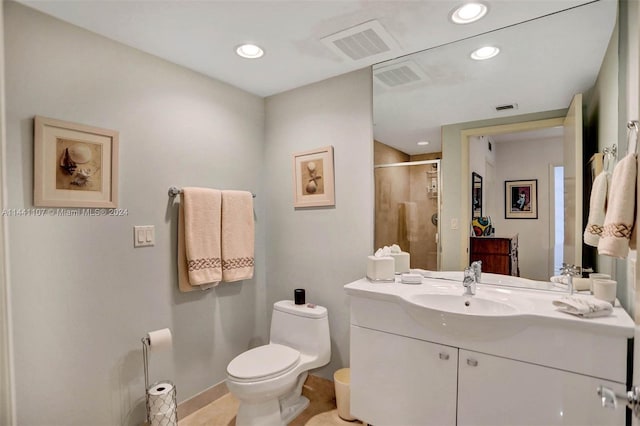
[134,225,155,247]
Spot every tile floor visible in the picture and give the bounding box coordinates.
[179,375,362,426]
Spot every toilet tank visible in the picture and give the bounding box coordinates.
[270,300,330,359]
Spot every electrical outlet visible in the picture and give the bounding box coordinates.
[450,218,459,230]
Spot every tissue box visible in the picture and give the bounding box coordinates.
[367,256,395,282]
[390,252,410,273]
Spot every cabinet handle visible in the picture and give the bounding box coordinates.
[467,358,478,367]
[439,352,449,361]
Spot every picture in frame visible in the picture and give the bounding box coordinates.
[504,179,538,219]
[34,116,119,208]
[472,172,483,218]
[292,145,335,208]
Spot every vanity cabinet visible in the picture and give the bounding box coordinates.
[470,234,519,276]
[347,292,630,426]
[457,349,625,426]
[350,325,458,426]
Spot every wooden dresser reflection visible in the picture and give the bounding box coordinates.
[470,234,519,276]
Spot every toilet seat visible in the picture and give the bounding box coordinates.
[227,344,300,382]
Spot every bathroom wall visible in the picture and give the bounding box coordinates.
[264,68,374,380]
[585,15,622,305]
[0,3,15,424]
[491,136,563,280]
[374,142,410,251]
[441,109,567,271]
[4,2,267,425]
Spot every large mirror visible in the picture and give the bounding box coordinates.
[373,1,617,284]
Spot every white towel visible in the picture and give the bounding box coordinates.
[584,171,610,247]
[549,276,591,291]
[221,190,255,282]
[598,153,637,258]
[552,295,613,318]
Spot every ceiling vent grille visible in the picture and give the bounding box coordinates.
[373,61,428,88]
[321,20,398,61]
[495,103,519,112]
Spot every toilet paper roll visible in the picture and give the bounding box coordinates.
[148,382,176,416]
[147,328,172,351]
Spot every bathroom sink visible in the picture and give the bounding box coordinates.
[407,293,520,316]
[402,289,535,339]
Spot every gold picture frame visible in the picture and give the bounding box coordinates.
[292,146,335,208]
[34,116,119,208]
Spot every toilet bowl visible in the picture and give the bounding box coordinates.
[226,300,330,426]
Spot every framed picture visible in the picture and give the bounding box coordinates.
[34,116,119,208]
[505,179,538,219]
[292,145,335,208]
[472,172,483,218]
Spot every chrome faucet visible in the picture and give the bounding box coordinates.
[470,260,482,284]
[463,267,476,295]
[560,263,581,295]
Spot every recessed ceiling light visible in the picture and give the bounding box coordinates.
[236,43,264,59]
[417,141,430,146]
[471,46,500,60]
[450,3,488,24]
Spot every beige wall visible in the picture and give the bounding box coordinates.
[492,136,563,280]
[5,3,266,424]
[374,142,410,250]
[264,68,373,380]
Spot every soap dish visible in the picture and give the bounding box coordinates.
[401,273,422,285]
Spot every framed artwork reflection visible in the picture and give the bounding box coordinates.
[504,179,538,219]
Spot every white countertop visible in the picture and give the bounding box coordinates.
[345,275,635,338]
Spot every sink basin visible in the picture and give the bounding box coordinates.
[408,293,520,316]
[403,290,535,339]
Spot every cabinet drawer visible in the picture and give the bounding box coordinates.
[471,237,512,254]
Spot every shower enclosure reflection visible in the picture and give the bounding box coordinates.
[374,142,441,270]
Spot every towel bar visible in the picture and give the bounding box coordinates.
[168,186,256,198]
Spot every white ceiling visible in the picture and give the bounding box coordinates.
[18,0,616,156]
[373,0,616,154]
[20,0,601,98]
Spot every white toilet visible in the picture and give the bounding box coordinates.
[226,300,331,426]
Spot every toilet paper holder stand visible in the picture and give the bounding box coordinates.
[141,336,152,423]
[141,336,178,425]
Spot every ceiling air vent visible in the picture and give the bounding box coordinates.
[495,103,519,112]
[373,61,428,88]
[321,20,398,61]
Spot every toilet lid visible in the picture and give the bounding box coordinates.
[227,344,300,381]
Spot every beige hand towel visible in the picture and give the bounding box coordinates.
[584,171,610,247]
[598,153,637,258]
[178,201,218,292]
[182,187,222,286]
[221,190,255,282]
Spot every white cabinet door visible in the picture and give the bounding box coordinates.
[350,325,458,426]
[458,349,626,426]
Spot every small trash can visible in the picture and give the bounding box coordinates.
[334,368,356,421]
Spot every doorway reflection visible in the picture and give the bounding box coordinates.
[374,144,441,270]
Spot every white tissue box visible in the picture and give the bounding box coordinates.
[390,252,410,273]
[367,256,395,282]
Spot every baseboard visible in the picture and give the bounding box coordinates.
[178,380,229,420]
[177,374,334,420]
